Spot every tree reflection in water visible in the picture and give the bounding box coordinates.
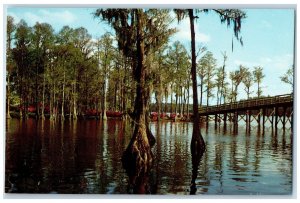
[5,119,292,194]
[190,144,205,195]
[124,164,151,194]
[122,149,152,194]
[121,121,153,194]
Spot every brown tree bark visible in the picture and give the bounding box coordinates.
[122,10,154,174]
[61,64,65,120]
[188,9,206,154]
[6,73,11,119]
[41,70,45,120]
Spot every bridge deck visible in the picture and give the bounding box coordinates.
[199,94,293,115]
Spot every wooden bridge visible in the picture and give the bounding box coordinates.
[199,94,293,130]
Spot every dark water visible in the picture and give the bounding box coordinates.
[5,118,293,195]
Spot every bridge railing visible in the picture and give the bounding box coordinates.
[199,94,293,114]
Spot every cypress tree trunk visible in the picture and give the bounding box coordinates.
[122,10,153,174]
[175,87,178,116]
[200,77,203,107]
[122,64,127,114]
[53,83,57,120]
[69,95,73,120]
[155,91,161,122]
[102,77,107,120]
[180,86,184,116]
[183,88,186,116]
[61,65,65,120]
[170,84,173,114]
[234,85,238,102]
[164,88,168,114]
[6,31,12,119]
[115,81,118,111]
[6,73,11,119]
[206,83,209,108]
[73,83,77,120]
[220,58,226,105]
[19,75,23,119]
[257,81,261,98]
[50,83,54,120]
[216,86,220,106]
[188,9,206,155]
[187,86,190,119]
[41,70,45,120]
[35,62,39,119]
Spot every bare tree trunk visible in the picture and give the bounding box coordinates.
[220,54,226,105]
[61,65,65,120]
[102,51,109,120]
[41,70,45,120]
[115,82,118,111]
[103,78,107,120]
[257,81,261,98]
[155,91,161,122]
[230,81,234,103]
[53,83,57,120]
[175,88,178,115]
[183,88,186,116]
[216,86,220,106]
[187,84,190,119]
[188,9,206,156]
[170,84,173,114]
[19,75,23,119]
[234,85,238,102]
[180,86,184,116]
[200,77,203,107]
[246,87,250,99]
[69,91,72,120]
[206,86,209,108]
[50,82,55,120]
[164,88,168,114]
[6,33,12,119]
[122,58,127,113]
[35,63,39,119]
[73,83,77,120]
[6,73,11,119]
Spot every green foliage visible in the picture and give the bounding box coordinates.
[9,8,288,122]
[280,66,293,92]
[253,66,265,97]
[94,9,176,60]
[198,51,217,106]
[242,67,254,99]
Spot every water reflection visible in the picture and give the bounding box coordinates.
[5,119,292,194]
[190,143,205,195]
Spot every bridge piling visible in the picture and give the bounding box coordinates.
[271,107,275,127]
[283,107,287,129]
[275,106,279,129]
[248,110,251,132]
[214,114,217,123]
[258,109,261,127]
[262,108,266,132]
[262,108,266,125]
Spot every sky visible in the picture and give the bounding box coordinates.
[5,6,295,104]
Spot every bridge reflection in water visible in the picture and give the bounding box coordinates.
[199,94,293,132]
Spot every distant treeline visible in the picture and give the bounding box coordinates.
[6,15,293,120]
